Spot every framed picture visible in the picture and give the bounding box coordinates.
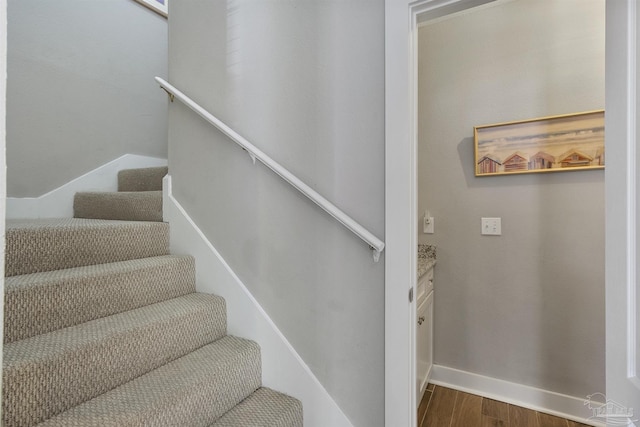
[474,110,605,177]
[133,0,168,18]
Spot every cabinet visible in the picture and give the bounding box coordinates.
[416,268,434,401]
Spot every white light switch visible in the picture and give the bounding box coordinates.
[481,217,501,235]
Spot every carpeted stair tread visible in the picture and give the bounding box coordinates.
[211,387,303,427]
[5,218,169,277]
[4,255,196,343]
[74,191,163,222]
[3,293,227,427]
[38,336,261,427]
[118,166,168,192]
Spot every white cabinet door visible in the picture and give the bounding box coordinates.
[417,290,433,401]
[416,269,433,307]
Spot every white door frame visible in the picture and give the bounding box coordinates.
[384,1,496,425]
[386,0,637,425]
[605,0,640,417]
[0,0,7,417]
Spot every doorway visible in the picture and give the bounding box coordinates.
[416,0,605,423]
[385,0,640,426]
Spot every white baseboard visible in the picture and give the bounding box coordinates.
[7,154,167,219]
[163,175,354,427]
[431,365,605,427]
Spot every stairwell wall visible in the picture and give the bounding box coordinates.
[167,2,385,426]
[7,0,168,197]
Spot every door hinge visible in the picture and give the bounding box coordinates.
[409,287,414,303]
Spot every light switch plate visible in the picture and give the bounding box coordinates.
[424,216,434,234]
[481,217,501,235]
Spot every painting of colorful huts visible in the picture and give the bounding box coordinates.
[474,110,604,176]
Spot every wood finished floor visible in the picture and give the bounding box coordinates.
[418,384,592,427]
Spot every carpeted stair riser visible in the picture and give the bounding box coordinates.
[118,166,168,192]
[5,219,169,277]
[3,293,227,427]
[74,191,163,222]
[38,336,262,426]
[211,387,304,427]
[4,255,196,343]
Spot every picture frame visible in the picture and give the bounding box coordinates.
[474,110,605,177]
[133,0,168,18]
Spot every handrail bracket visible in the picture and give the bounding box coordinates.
[160,86,175,102]
[241,148,257,164]
[371,246,381,263]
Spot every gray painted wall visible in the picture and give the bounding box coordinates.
[418,0,605,398]
[168,2,385,426]
[7,0,168,197]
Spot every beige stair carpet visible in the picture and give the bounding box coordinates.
[118,166,168,192]
[4,293,227,426]
[211,387,304,427]
[5,218,169,277]
[74,191,163,222]
[3,166,303,426]
[38,337,262,427]
[5,255,195,343]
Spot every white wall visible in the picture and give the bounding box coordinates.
[7,0,168,197]
[168,2,385,426]
[418,0,605,399]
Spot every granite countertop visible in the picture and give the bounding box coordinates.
[417,244,436,278]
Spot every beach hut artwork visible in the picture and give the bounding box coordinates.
[474,110,604,176]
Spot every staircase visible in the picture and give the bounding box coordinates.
[3,166,303,426]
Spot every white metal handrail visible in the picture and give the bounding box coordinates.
[156,77,385,262]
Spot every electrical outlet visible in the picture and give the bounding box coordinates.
[424,216,434,234]
[481,217,501,235]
